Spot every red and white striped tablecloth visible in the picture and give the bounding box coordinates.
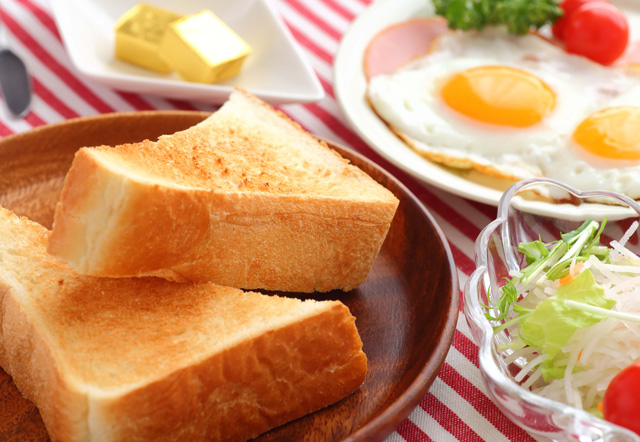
[0,0,547,440]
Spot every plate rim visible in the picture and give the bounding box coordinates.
[334,0,505,206]
[328,126,460,441]
[0,110,459,441]
[333,0,640,219]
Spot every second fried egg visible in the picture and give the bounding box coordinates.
[543,86,640,198]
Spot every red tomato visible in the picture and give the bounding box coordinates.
[603,362,640,434]
[552,0,609,40]
[564,2,629,65]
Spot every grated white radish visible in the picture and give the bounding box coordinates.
[618,220,638,246]
[501,222,640,414]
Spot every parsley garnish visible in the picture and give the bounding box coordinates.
[433,0,563,35]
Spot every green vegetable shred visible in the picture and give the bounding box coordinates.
[432,0,563,35]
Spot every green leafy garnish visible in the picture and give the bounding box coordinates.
[484,219,622,381]
[487,278,518,321]
[519,240,567,285]
[519,238,553,265]
[519,269,615,379]
[432,0,563,35]
[486,278,533,328]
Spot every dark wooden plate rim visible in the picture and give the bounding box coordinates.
[327,131,459,441]
[0,110,460,441]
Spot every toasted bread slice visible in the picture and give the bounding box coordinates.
[48,90,399,292]
[0,206,367,441]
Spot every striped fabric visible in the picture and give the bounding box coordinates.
[0,0,546,440]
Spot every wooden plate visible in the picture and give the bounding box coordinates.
[0,111,459,441]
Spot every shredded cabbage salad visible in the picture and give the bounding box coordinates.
[487,219,640,417]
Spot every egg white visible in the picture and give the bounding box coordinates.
[543,86,640,198]
[368,28,639,180]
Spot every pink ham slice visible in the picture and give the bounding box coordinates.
[363,17,640,74]
[363,17,449,80]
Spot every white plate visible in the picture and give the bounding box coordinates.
[334,0,518,207]
[334,0,640,221]
[50,0,324,105]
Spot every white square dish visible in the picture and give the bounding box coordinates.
[49,0,324,105]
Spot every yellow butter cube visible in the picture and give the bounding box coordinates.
[115,3,182,73]
[161,10,251,83]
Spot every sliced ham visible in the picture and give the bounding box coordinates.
[363,18,449,79]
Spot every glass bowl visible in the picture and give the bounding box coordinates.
[464,178,640,442]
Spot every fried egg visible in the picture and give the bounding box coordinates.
[543,86,640,198]
[367,28,639,181]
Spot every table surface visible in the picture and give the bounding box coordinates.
[0,0,548,441]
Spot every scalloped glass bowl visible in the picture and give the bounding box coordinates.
[464,178,640,442]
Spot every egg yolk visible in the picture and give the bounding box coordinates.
[440,66,556,128]
[573,106,640,160]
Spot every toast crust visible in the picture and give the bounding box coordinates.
[49,147,211,276]
[48,90,399,291]
[90,303,366,441]
[0,287,89,441]
[0,207,367,441]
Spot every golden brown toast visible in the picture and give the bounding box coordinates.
[48,89,399,292]
[0,206,367,441]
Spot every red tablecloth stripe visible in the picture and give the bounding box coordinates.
[396,418,436,442]
[32,76,80,119]
[3,11,115,114]
[420,392,486,442]
[0,0,542,440]
[287,0,343,41]
[324,0,360,21]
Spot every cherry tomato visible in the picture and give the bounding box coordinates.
[603,362,640,434]
[564,2,629,65]
[552,0,609,40]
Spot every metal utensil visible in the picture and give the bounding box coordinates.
[0,15,30,118]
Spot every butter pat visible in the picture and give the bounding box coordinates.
[115,3,182,73]
[161,10,251,83]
